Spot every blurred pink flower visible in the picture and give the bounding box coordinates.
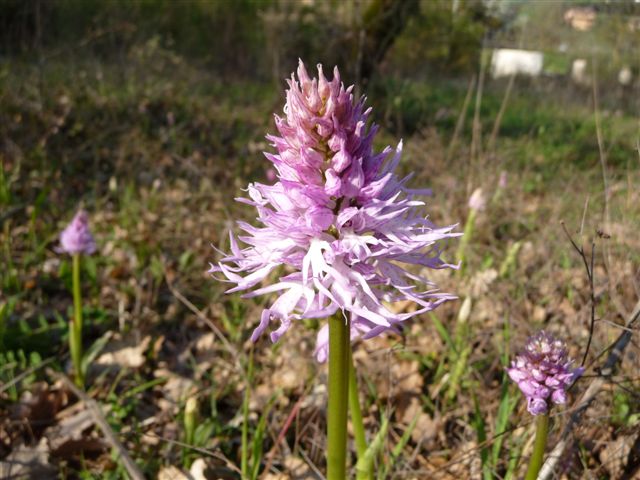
[498,170,507,189]
[59,210,96,255]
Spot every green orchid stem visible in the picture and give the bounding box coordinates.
[524,413,549,480]
[348,348,368,468]
[327,314,350,480]
[70,253,84,388]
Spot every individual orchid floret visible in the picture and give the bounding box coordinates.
[507,331,584,415]
[210,60,460,361]
[59,210,96,255]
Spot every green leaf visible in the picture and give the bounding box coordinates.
[356,415,389,480]
[80,330,114,378]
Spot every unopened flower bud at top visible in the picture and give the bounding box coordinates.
[506,331,584,415]
[468,188,486,212]
[59,210,96,255]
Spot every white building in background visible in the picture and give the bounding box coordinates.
[490,49,543,78]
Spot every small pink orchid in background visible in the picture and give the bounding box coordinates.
[507,331,584,415]
[59,209,96,388]
[60,210,96,255]
[265,168,277,182]
[492,171,508,204]
[498,170,508,189]
[509,331,584,479]
[468,187,486,212]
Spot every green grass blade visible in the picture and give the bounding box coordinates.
[356,415,389,480]
[471,393,491,480]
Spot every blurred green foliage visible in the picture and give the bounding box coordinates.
[0,0,496,81]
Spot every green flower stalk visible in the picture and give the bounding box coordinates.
[70,254,84,387]
[184,396,198,447]
[457,188,485,274]
[59,210,96,387]
[327,314,350,480]
[525,413,549,480]
[507,331,584,479]
[492,170,507,205]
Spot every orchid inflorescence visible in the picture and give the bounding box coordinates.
[59,210,96,255]
[507,330,584,415]
[210,60,459,360]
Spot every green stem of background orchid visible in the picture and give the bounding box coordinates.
[327,313,350,480]
[70,253,84,388]
[456,208,476,275]
[524,413,549,480]
[348,348,368,469]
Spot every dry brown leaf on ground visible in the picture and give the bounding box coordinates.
[14,381,68,437]
[599,434,636,478]
[468,268,498,298]
[157,458,209,480]
[154,368,196,404]
[279,455,320,480]
[94,334,151,369]
[396,396,440,445]
[0,438,57,480]
[158,465,189,480]
[42,400,110,460]
[45,407,95,451]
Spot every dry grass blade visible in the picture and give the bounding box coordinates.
[162,263,240,360]
[49,370,145,480]
[560,221,596,366]
[488,72,516,151]
[141,432,242,475]
[446,75,476,163]
[538,299,640,480]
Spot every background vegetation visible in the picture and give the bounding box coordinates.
[1,1,639,479]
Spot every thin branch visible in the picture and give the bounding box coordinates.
[591,61,609,227]
[560,221,596,366]
[50,370,145,480]
[162,263,239,360]
[488,72,516,151]
[262,394,306,476]
[446,75,476,163]
[579,195,589,237]
[141,432,241,474]
[538,299,640,480]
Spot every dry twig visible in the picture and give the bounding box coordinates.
[162,263,239,360]
[560,221,596,366]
